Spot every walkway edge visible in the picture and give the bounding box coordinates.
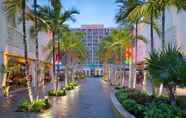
[110,91,136,118]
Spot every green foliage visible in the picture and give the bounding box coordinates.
[176,96,186,111]
[32,99,50,112]
[122,99,145,116]
[97,28,146,64]
[116,88,182,117]
[116,89,128,102]
[17,98,50,112]
[48,88,66,96]
[115,0,145,25]
[17,99,32,112]
[146,45,186,85]
[65,81,78,90]
[146,45,186,103]
[144,102,182,118]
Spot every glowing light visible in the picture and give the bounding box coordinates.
[124,47,133,64]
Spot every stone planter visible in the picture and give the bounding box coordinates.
[110,91,136,118]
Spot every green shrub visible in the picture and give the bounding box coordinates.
[65,81,78,90]
[17,99,32,112]
[17,98,50,112]
[144,102,182,118]
[176,96,186,111]
[65,85,74,90]
[116,91,128,102]
[48,88,66,96]
[32,100,45,112]
[122,99,145,117]
[116,88,182,117]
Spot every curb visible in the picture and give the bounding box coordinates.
[110,91,136,118]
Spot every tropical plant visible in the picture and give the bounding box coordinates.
[17,97,50,112]
[60,31,86,86]
[33,0,40,100]
[146,45,186,105]
[34,0,79,90]
[98,36,116,63]
[97,35,119,81]
[111,28,146,88]
[44,31,86,87]
[4,0,33,102]
[115,0,161,88]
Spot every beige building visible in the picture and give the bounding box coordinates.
[136,7,186,63]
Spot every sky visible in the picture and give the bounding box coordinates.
[38,0,118,28]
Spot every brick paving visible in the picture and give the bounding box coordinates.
[0,78,116,118]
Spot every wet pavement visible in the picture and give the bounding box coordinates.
[0,77,116,118]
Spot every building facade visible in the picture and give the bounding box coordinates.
[0,1,52,91]
[136,7,186,63]
[73,24,112,66]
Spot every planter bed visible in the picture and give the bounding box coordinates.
[115,88,184,118]
[48,88,66,96]
[48,81,79,96]
[17,98,51,113]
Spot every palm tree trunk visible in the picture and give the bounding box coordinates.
[52,32,56,90]
[150,12,154,52]
[120,47,124,86]
[56,36,60,90]
[133,22,138,89]
[64,53,68,87]
[128,63,132,88]
[162,8,165,49]
[22,0,33,103]
[158,8,166,96]
[34,0,40,101]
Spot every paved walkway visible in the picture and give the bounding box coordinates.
[0,77,116,118]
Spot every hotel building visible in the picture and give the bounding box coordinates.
[73,24,112,66]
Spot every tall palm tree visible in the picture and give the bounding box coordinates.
[115,0,161,88]
[152,0,186,96]
[60,31,86,86]
[4,0,33,102]
[36,1,79,90]
[115,0,144,61]
[117,0,161,94]
[111,28,146,88]
[99,28,146,87]
[97,35,119,81]
[33,0,40,100]
[45,31,86,86]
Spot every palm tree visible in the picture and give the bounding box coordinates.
[146,45,186,105]
[61,31,86,86]
[45,31,86,86]
[115,0,161,88]
[35,1,79,90]
[97,35,119,81]
[150,0,186,96]
[99,28,146,87]
[115,0,144,60]
[4,0,33,102]
[112,28,147,88]
[33,0,40,100]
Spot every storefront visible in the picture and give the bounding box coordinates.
[2,50,52,94]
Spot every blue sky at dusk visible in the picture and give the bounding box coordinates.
[38,0,118,28]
